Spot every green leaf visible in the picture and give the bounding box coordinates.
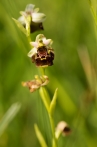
[12,18,27,36]
[47,72,77,116]
[34,124,48,147]
[88,0,97,26]
[0,102,21,137]
[50,88,58,116]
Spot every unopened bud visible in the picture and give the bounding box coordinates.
[55,121,71,139]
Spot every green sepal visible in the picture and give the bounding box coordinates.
[34,124,48,147]
[12,18,28,36]
[50,88,58,116]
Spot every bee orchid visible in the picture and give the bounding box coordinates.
[28,34,54,67]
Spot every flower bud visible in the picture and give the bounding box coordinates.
[55,121,71,139]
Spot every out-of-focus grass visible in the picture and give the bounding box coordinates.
[0,103,21,137]
[0,0,97,147]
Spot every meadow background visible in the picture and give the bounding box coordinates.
[0,0,97,147]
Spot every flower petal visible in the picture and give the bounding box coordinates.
[43,39,53,46]
[34,8,39,13]
[30,42,38,48]
[25,4,35,12]
[20,11,26,16]
[32,13,46,23]
[18,15,25,25]
[27,48,37,57]
[35,34,45,42]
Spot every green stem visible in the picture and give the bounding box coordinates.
[28,35,31,43]
[39,67,45,75]
[39,88,57,147]
[39,67,57,147]
[25,15,32,42]
[48,114,57,147]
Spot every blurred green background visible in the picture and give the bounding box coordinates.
[0,0,97,147]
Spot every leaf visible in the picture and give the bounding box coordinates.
[12,18,27,36]
[34,124,48,147]
[0,102,21,137]
[50,88,58,116]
